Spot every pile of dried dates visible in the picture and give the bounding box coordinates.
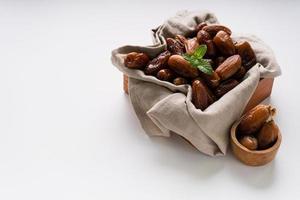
[124,23,257,110]
[237,105,279,150]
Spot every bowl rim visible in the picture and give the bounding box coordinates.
[231,119,282,154]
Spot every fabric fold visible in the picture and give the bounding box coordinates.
[111,10,281,156]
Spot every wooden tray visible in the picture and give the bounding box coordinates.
[122,74,274,113]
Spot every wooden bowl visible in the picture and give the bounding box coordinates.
[230,120,282,166]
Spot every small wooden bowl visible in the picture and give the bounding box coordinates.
[230,120,282,166]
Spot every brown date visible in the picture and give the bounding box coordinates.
[197,30,211,44]
[157,69,175,81]
[214,79,239,98]
[235,41,257,70]
[257,120,279,149]
[144,51,171,75]
[124,52,149,69]
[201,71,220,88]
[184,38,199,55]
[168,55,199,78]
[166,38,185,55]
[202,24,232,37]
[238,105,276,135]
[239,136,258,150]
[192,79,212,110]
[215,55,241,80]
[195,22,207,32]
[213,30,235,56]
[173,77,188,85]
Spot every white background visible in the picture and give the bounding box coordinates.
[0,0,299,199]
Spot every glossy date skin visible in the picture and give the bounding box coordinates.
[144,51,171,75]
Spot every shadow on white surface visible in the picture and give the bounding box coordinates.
[120,92,276,189]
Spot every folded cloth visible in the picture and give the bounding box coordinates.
[111,10,281,156]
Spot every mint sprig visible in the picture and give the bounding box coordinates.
[183,45,213,75]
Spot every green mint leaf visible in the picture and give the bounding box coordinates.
[196,59,213,75]
[193,44,207,59]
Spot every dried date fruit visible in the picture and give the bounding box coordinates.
[192,79,211,110]
[197,30,211,44]
[168,55,199,78]
[173,77,188,85]
[238,105,276,135]
[144,51,171,75]
[257,120,279,149]
[195,22,207,32]
[156,69,175,81]
[235,41,257,70]
[214,79,239,98]
[124,52,149,69]
[239,136,258,150]
[213,30,235,56]
[175,35,187,45]
[202,24,232,37]
[166,38,185,55]
[215,55,241,80]
[184,38,199,55]
[201,71,220,88]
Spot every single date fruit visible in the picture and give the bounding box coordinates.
[156,69,175,81]
[124,52,149,69]
[257,120,279,149]
[173,77,188,85]
[144,51,171,75]
[235,41,256,70]
[202,24,232,37]
[213,30,235,56]
[215,55,241,80]
[238,105,276,135]
[168,55,199,78]
[166,38,185,55]
[239,136,258,150]
[192,79,212,110]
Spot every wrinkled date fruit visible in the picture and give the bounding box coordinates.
[238,105,276,135]
[214,79,239,98]
[215,55,242,80]
[257,120,279,149]
[213,31,235,56]
[197,30,211,44]
[202,71,220,88]
[184,38,199,55]
[124,52,149,69]
[239,136,258,150]
[156,69,175,81]
[175,35,187,45]
[203,24,232,37]
[192,79,211,110]
[166,38,185,55]
[173,77,188,85]
[168,55,199,78]
[233,66,246,80]
[235,41,257,70]
[144,51,171,75]
[195,22,207,32]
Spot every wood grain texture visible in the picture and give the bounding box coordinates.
[230,119,281,166]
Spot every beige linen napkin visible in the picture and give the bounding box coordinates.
[111,10,281,156]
